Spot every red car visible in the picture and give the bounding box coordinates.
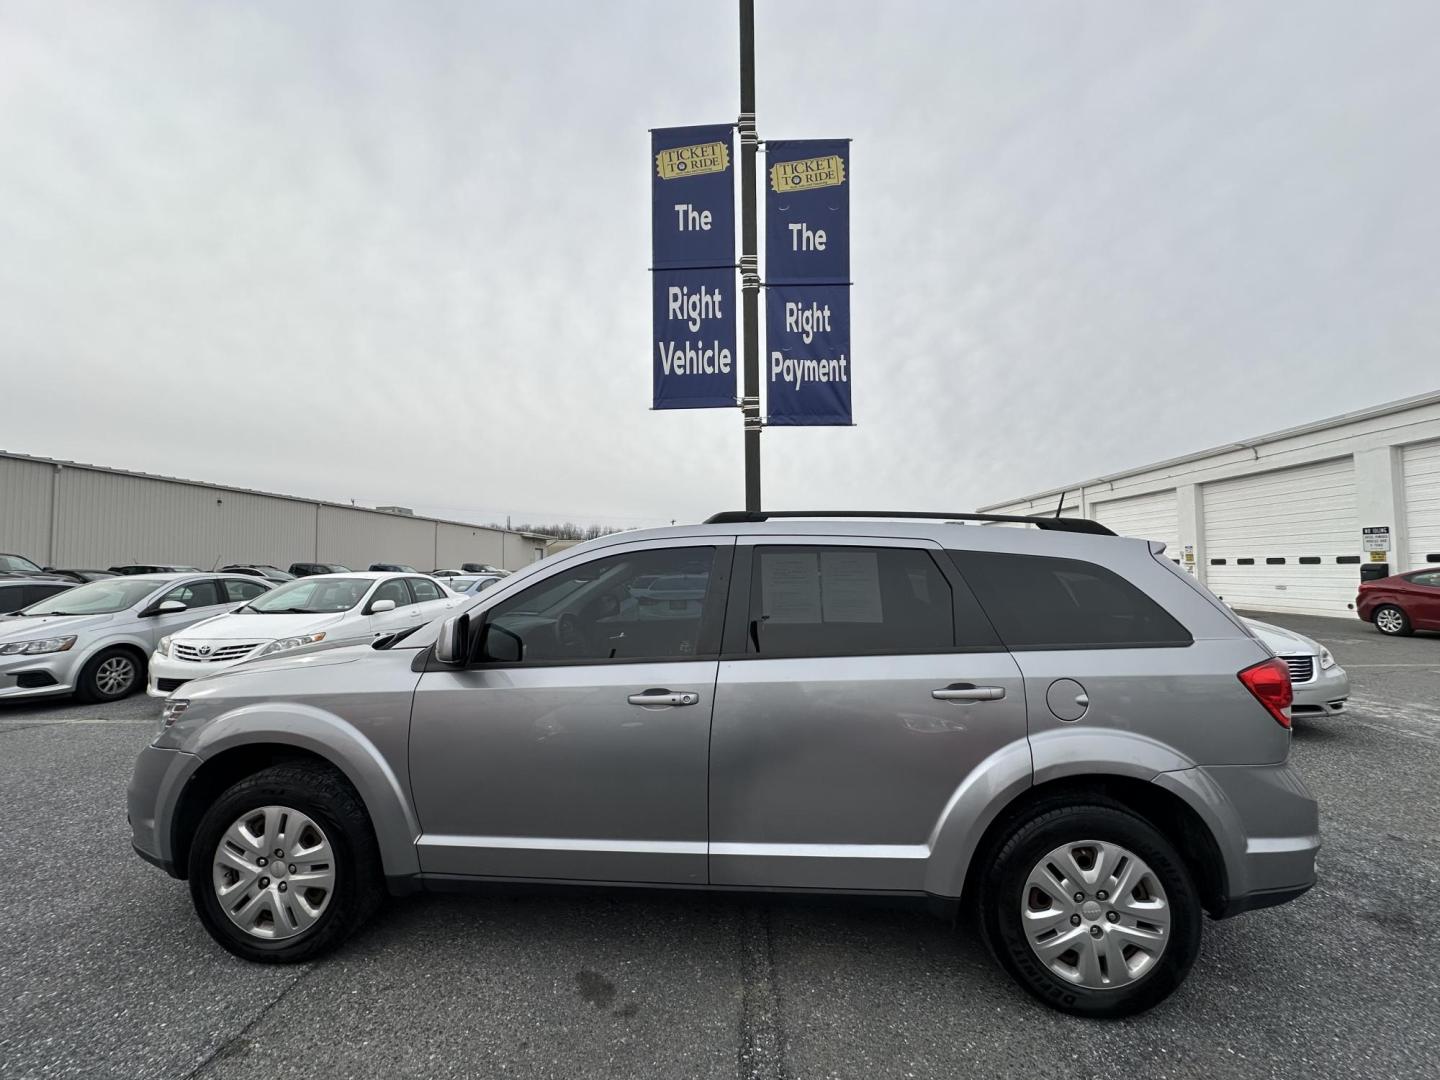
[1356,568,1440,635]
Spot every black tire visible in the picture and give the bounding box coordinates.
[1372,605,1412,636]
[74,647,143,703]
[187,763,383,963]
[977,802,1202,1018]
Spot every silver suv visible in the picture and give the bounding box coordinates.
[128,511,1318,1017]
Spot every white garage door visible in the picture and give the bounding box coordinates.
[1203,458,1358,616]
[1091,490,1180,564]
[1403,440,1440,570]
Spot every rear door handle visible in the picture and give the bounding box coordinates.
[627,689,699,708]
[932,684,1006,702]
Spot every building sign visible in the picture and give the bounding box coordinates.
[764,139,852,425]
[1362,526,1391,553]
[651,124,737,409]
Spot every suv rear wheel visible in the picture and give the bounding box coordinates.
[979,803,1202,1018]
[188,763,383,963]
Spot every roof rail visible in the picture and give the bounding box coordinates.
[702,510,1115,536]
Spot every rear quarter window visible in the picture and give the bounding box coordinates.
[948,550,1192,650]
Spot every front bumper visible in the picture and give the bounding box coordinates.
[0,651,80,700]
[1156,760,1320,918]
[146,652,247,698]
[1291,662,1350,716]
[127,743,203,878]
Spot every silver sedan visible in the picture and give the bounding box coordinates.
[0,573,267,702]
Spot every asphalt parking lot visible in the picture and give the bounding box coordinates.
[1,613,1437,1080]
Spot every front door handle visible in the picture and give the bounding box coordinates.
[627,689,699,708]
[932,684,1006,702]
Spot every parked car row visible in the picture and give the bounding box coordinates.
[0,570,467,704]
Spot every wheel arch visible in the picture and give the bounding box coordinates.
[77,636,150,676]
[955,775,1230,919]
[170,714,421,888]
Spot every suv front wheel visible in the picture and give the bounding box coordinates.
[979,803,1202,1018]
[188,763,383,963]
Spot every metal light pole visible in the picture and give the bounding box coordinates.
[738,0,762,511]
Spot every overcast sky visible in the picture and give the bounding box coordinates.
[1,1,1436,528]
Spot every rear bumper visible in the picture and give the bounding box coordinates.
[1156,760,1319,918]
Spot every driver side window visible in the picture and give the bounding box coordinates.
[479,546,720,664]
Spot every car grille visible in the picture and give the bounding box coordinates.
[174,641,263,663]
[1282,655,1314,683]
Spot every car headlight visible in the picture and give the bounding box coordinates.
[1319,646,1336,670]
[0,635,78,656]
[258,632,326,657]
[161,697,189,727]
[157,635,173,658]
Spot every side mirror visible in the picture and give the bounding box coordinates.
[141,599,188,617]
[480,622,523,664]
[434,614,469,665]
[370,599,397,613]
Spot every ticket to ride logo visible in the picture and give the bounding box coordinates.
[770,154,845,193]
[656,141,731,180]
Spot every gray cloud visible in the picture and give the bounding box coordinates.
[1,0,1435,526]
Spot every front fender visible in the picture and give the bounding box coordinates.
[185,701,421,880]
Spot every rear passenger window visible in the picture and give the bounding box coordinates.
[409,577,442,602]
[949,551,1192,650]
[224,578,269,603]
[162,580,221,609]
[747,546,994,657]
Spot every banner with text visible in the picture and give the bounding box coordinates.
[765,139,851,424]
[765,285,850,426]
[652,124,737,409]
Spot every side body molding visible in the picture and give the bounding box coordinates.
[182,702,422,881]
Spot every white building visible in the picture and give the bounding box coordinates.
[981,390,1440,618]
[0,450,551,573]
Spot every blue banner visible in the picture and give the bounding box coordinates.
[652,124,735,271]
[766,285,851,426]
[765,139,849,285]
[653,268,736,410]
[652,124,737,409]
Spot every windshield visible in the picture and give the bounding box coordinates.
[326,564,353,573]
[241,577,370,613]
[24,578,161,615]
[1,554,44,574]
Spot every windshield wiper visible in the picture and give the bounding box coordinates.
[256,607,323,614]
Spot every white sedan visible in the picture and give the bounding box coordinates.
[147,572,461,698]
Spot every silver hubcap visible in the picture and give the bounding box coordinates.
[212,806,336,940]
[1021,839,1170,990]
[1377,609,1403,633]
[95,656,135,696]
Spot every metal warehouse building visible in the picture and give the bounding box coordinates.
[0,450,550,573]
[981,390,1440,617]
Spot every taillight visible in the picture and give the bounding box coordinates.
[1238,657,1293,728]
